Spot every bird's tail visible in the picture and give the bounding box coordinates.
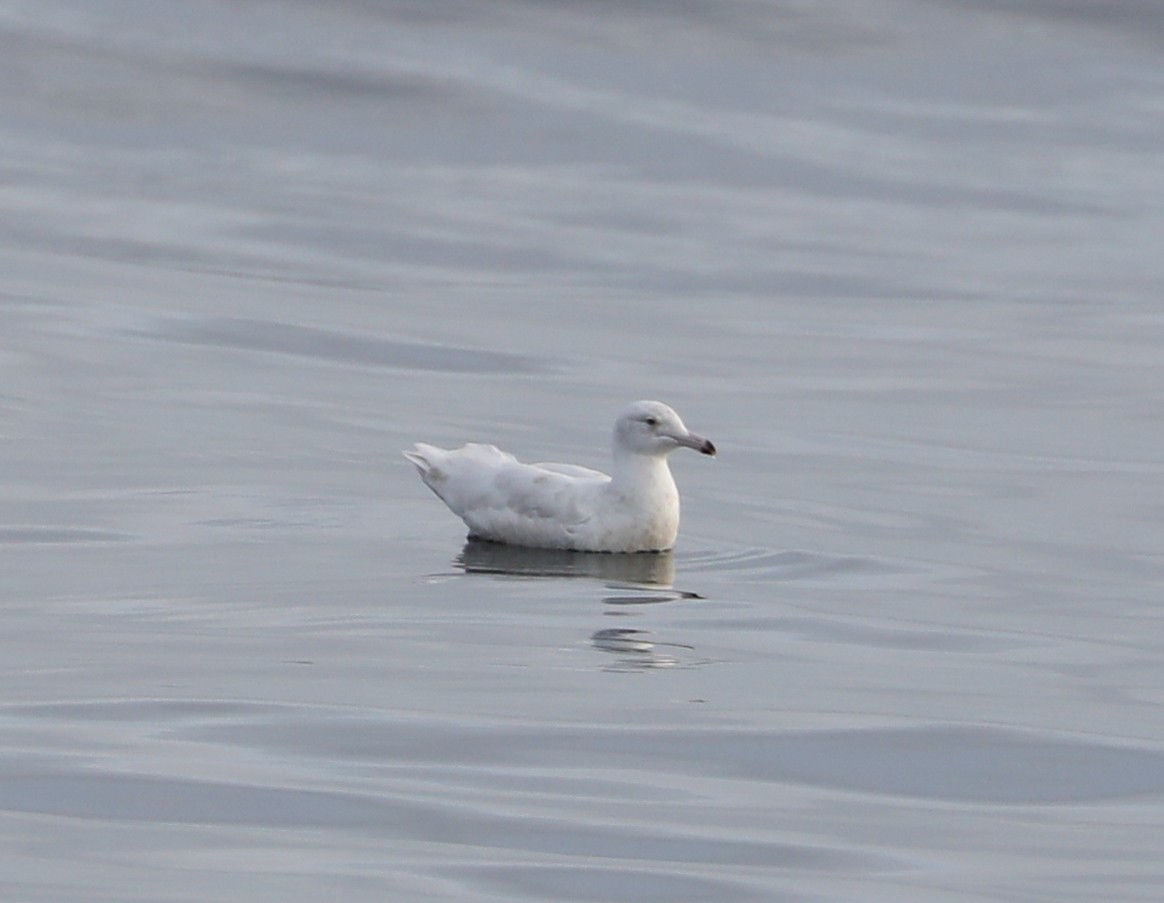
[403,443,444,479]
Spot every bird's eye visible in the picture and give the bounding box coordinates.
[644,416,658,427]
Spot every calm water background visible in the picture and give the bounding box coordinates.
[3,1,1164,900]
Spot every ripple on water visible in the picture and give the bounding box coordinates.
[0,526,134,544]
[679,546,902,582]
[0,701,899,889]
[130,316,551,374]
[149,705,1164,806]
[456,864,771,903]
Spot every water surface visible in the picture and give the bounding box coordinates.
[2,1,1164,900]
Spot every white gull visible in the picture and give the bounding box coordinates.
[403,400,716,552]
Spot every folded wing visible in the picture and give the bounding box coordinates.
[403,443,609,547]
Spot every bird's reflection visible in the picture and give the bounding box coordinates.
[590,627,699,671]
[453,539,707,669]
[456,538,677,587]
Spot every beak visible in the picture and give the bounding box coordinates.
[675,431,716,457]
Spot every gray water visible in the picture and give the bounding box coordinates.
[3,2,1164,900]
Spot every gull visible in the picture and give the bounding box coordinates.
[403,400,715,552]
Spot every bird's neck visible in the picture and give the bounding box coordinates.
[610,450,677,502]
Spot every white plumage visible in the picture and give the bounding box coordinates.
[403,400,716,553]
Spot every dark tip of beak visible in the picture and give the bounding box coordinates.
[701,439,716,457]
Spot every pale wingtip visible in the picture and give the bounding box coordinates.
[402,446,429,470]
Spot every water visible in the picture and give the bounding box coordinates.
[3,1,1164,900]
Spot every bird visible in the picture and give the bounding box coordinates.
[403,400,715,552]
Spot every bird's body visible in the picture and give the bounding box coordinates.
[403,401,715,552]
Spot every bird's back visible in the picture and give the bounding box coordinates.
[403,442,610,548]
